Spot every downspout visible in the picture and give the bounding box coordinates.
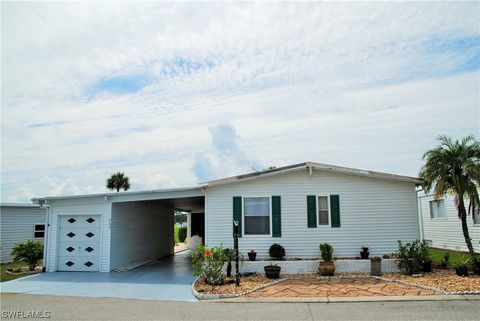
[416,187,425,241]
[39,200,50,272]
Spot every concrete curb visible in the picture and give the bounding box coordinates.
[212,295,480,303]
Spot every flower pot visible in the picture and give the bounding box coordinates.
[264,265,281,279]
[319,262,335,276]
[370,259,382,276]
[421,260,432,273]
[360,248,370,260]
[455,266,469,277]
[248,251,257,261]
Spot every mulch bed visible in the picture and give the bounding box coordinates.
[384,270,480,293]
[194,275,274,295]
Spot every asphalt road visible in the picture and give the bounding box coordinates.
[1,294,479,321]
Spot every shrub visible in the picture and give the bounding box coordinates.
[395,240,429,275]
[11,240,43,271]
[452,256,471,269]
[371,256,382,262]
[440,253,450,268]
[382,254,391,259]
[319,243,334,262]
[191,245,228,285]
[268,244,286,260]
[178,227,187,243]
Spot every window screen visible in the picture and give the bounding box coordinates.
[244,197,270,235]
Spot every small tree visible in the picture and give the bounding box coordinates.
[11,240,43,271]
[106,172,131,192]
[420,135,479,259]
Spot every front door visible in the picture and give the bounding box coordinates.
[57,215,101,271]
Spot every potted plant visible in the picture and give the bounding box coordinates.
[264,263,281,279]
[370,257,382,276]
[360,247,370,260]
[319,243,335,276]
[248,250,257,261]
[453,257,470,277]
[421,259,432,273]
[473,256,480,276]
[269,244,286,260]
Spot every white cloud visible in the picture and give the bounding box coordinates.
[1,2,479,201]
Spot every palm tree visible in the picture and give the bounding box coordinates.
[106,172,131,192]
[420,135,480,258]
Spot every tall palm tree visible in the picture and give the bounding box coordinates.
[106,172,131,192]
[420,135,480,258]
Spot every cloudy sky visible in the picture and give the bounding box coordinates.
[1,2,479,202]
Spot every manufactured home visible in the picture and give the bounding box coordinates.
[32,162,423,272]
[418,191,480,252]
[0,203,47,263]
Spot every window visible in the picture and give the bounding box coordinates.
[318,196,329,225]
[474,206,480,225]
[34,224,45,238]
[429,200,446,219]
[244,197,270,235]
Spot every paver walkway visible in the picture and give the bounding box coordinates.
[247,278,440,297]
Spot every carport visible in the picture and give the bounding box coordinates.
[33,187,205,273]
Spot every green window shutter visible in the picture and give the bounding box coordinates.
[233,196,242,237]
[330,194,341,228]
[307,195,317,228]
[272,196,281,237]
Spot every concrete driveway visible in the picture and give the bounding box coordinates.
[0,251,196,301]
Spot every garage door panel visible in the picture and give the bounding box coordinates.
[58,227,101,243]
[57,256,100,272]
[57,215,101,272]
[59,216,101,228]
[57,242,100,257]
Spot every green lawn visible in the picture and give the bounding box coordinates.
[174,226,180,244]
[428,248,471,267]
[0,261,32,282]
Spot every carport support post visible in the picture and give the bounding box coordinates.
[233,220,240,286]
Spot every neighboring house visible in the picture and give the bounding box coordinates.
[32,162,423,272]
[0,203,47,263]
[418,191,480,252]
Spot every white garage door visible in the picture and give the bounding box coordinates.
[57,215,101,272]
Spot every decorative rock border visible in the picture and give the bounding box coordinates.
[192,277,284,300]
[192,274,480,300]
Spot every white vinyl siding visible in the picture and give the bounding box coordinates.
[244,197,270,235]
[419,191,480,252]
[429,199,446,219]
[206,170,419,258]
[0,205,46,263]
[110,202,174,270]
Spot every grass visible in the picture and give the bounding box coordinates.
[428,248,472,267]
[174,226,180,244]
[0,261,33,282]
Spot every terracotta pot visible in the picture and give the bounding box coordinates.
[319,262,335,276]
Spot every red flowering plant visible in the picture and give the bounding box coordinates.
[192,245,228,285]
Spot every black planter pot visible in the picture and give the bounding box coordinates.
[264,266,281,279]
[472,258,480,276]
[455,266,469,277]
[248,251,257,261]
[360,248,370,260]
[421,260,432,273]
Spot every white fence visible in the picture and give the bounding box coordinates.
[237,259,400,274]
